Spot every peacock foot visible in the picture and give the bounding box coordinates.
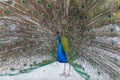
[59,72,66,77]
[64,73,71,78]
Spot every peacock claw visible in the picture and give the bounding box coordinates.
[59,72,66,77]
[64,73,71,78]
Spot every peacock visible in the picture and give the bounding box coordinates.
[0,0,120,80]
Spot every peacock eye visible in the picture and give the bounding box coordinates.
[29,25,34,29]
[82,5,85,9]
[72,7,76,11]
[62,26,66,29]
[5,48,9,52]
[58,9,62,14]
[108,14,112,18]
[5,24,8,27]
[41,13,46,18]
[72,7,76,10]
[84,16,88,20]
[47,3,51,9]
[4,10,9,14]
[77,35,81,39]
[37,0,41,4]
[87,28,91,32]
[75,17,80,21]
[72,6,77,12]
[43,23,48,27]
[52,18,57,23]
[68,18,71,23]
[8,29,11,33]
[111,41,115,46]
[22,0,27,3]
[77,26,81,30]
[32,11,37,15]
[110,28,114,32]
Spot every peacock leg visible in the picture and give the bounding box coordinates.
[65,64,71,77]
[68,64,71,76]
[59,63,66,77]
